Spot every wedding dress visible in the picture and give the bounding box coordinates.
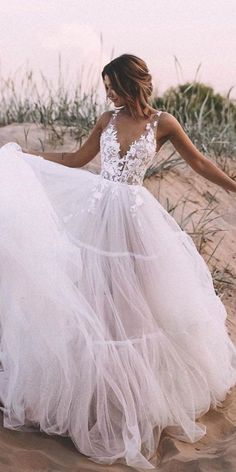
[0,107,235,470]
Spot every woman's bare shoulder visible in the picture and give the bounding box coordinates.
[96,111,113,132]
[157,111,180,140]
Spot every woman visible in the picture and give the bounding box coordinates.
[0,53,235,470]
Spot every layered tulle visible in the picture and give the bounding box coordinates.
[0,142,236,469]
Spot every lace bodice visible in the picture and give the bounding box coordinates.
[85,108,162,225]
[100,108,162,186]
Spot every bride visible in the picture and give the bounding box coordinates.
[0,53,236,470]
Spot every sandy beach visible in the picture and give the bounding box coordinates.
[0,124,235,471]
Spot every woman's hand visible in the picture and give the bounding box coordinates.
[22,148,43,156]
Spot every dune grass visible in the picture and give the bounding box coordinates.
[0,56,235,294]
[0,56,235,165]
[154,186,235,296]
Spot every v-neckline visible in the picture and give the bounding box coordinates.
[111,109,158,160]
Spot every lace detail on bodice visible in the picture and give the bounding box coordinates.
[85,108,162,227]
[100,108,162,186]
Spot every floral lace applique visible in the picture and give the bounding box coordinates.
[86,177,145,231]
[100,109,162,186]
[128,185,145,230]
[86,109,162,224]
[86,177,109,214]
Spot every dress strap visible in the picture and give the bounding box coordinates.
[152,110,162,125]
[112,107,122,115]
[110,108,121,124]
[102,108,120,135]
[149,111,162,138]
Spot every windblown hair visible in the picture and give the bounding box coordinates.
[102,54,154,119]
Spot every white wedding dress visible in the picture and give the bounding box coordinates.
[0,107,236,469]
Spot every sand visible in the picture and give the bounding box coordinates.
[0,124,235,471]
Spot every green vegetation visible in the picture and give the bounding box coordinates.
[0,58,235,296]
[0,58,235,169]
[153,82,236,174]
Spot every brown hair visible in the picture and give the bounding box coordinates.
[102,54,154,119]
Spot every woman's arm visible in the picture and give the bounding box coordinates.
[22,112,112,168]
[159,112,236,193]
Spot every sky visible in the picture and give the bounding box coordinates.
[0,0,235,102]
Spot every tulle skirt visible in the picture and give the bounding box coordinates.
[0,142,236,469]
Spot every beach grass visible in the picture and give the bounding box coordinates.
[0,56,235,293]
[0,56,235,165]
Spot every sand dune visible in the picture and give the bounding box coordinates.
[0,124,235,471]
